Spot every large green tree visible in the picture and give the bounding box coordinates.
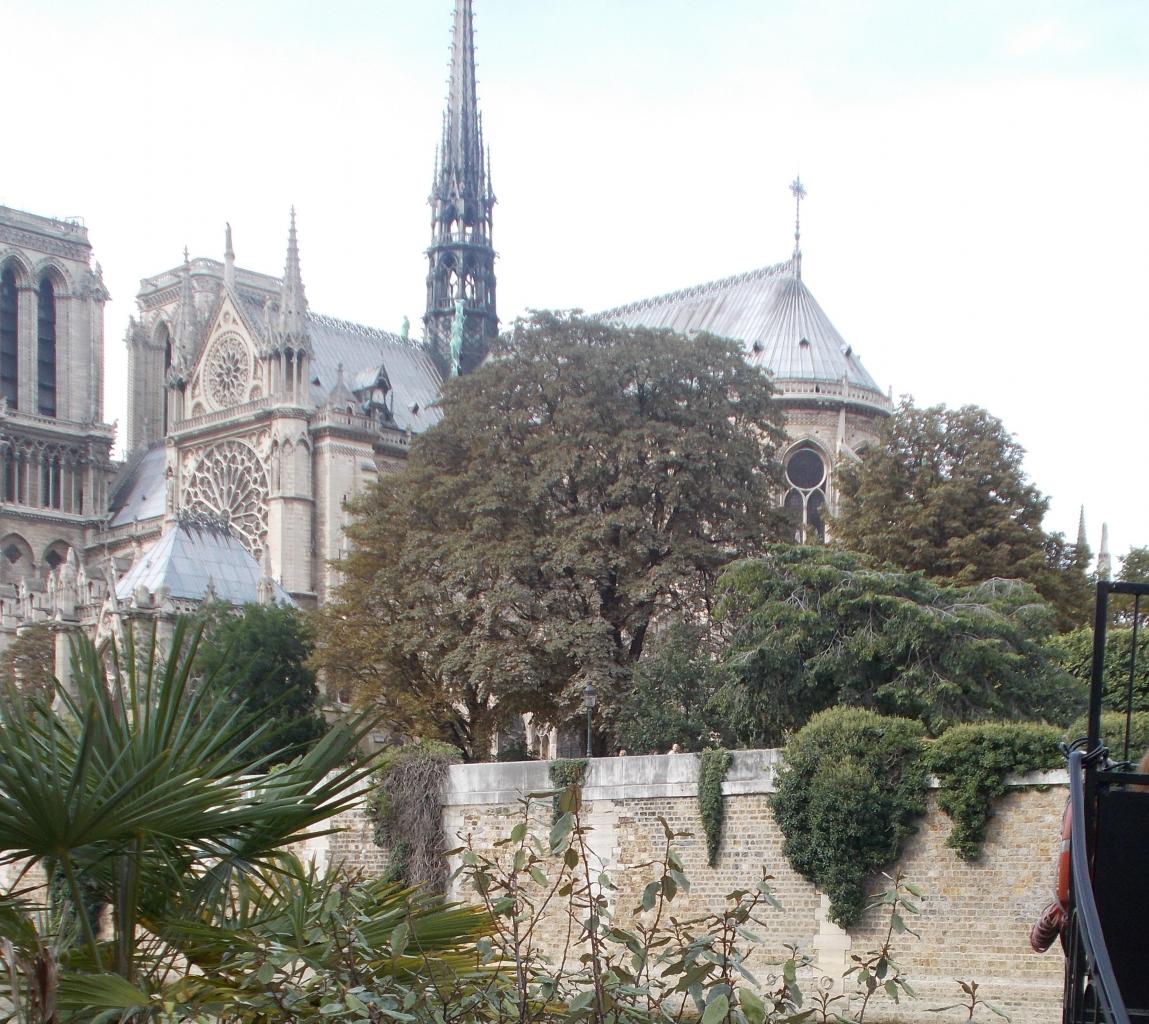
[314,311,790,759]
[833,399,1091,628]
[195,602,326,767]
[710,545,1080,746]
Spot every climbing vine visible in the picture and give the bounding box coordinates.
[925,722,1064,860]
[772,707,928,928]
[367,739,461,893]
[549,758,587,822]
[698,748,733,867]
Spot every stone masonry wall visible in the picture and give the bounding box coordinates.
[304,751,1067,1024]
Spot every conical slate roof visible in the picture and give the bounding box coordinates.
[599,259,889,413]
[114,518,293,606]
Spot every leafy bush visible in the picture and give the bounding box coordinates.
[368,739,462,892]
[698,748,733,866]
[1067,710,1149,763]
[614,623,731,752]
[772,707,928,927]
[926,722,1063,860]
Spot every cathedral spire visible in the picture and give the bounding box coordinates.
[1099,523,1112,581]
[790,176,806,279]
[1077,505,1088,552]
[423,0,497,379]
[223,223,236,292]
[279,207,309,347]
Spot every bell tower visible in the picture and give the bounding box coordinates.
[423,0,497,378]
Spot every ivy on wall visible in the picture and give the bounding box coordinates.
[926,722,1064,860]
[698,749,733,867]
[772,707,928,928]
[549,758,588,822]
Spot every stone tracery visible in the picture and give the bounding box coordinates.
[183,439,269,556]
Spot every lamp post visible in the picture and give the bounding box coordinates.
[584,682,597,758]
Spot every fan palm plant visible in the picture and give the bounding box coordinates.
[0,618,497,1024]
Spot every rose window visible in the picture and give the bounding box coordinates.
[184,440,269,556]
[205,333,251,408]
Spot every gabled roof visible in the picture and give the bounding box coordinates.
[599,259,886,398]
[114,519,293,606]
[108,443,166,528]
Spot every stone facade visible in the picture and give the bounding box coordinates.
[0,206,117,658]
[300,752,1066,1024]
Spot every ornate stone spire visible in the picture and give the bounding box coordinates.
[223,223,236,292]
[176,247,195,368]
[1076,506,1088,553]
[1099,523,1112,581]
[790,176,806,279]
[423,0,497,378]
[279,207,309,349]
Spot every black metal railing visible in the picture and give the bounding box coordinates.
[1063,747,1129,1024]
[1062,580,1149,1024]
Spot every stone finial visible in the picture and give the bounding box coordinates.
[224,223,236,292]
[1076,506,1088,553]
[1099,523,1112,581]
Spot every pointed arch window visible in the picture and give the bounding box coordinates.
[0,269,17,409]
[783,445,828,543]
[37,278,57,417]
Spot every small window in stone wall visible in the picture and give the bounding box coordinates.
[784,446,828,543]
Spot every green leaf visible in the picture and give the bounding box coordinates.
[550,812,574,850]
[700,993,730,1024]
[739,987,766,1024]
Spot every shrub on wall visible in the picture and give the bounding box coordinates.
[925,722,1063,860]
[367,739,461,892]
[698,748,733,867]
[772,707,928,927]
[549,758,588,822]
[1067,710,1149,763]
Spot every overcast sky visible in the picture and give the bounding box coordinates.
[4,1,1147,561]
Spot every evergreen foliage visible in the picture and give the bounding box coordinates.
[697,748,733,867]
[613,622,729,753]
[925,722,1064,860]
[771,707,928,927]
[367,739,462,892]
[1067,711,1149,763]
[195,602,326,768]
[712,545,1078,745]
[314,311,790,758]
[1050,626,1149,714]
[834,399,1092,629]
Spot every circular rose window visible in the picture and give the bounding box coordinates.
[205,333,250,408]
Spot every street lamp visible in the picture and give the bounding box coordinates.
[584,682,597,758]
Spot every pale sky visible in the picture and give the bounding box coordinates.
[4,1,1148,560]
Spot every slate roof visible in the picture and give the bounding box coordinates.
[306,312,442,432]
[114,519,293,606]
[599,258,885,397]
[107,443,166,528]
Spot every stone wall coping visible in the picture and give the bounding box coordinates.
[441,750,1068,806]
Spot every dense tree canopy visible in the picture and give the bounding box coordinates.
[313,311,790,759]
[709,545,1080,746]
[833,400,1091,629]
[195,602,326,767]
[612,623,728,753]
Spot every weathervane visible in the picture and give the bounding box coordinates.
[790,176,806,251]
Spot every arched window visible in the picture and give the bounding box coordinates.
[783,445,829,543]
[0,269,17,409]
[37,278,57,417]
[158,322,172,434]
